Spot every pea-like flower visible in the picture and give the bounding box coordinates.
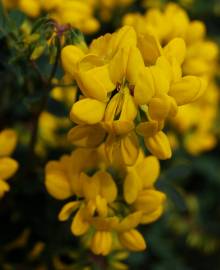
[123,3,219,155]
[61,25,206,164]
[45,146,166,255]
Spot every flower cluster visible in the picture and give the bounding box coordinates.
[0,129,18,198]
[61,25,206,165]
[123,3,218,79]
[3,0,100,34]
[123,3,219,154]
[97,0,134,22]
[45,146,165,255]
[171,82,219,155]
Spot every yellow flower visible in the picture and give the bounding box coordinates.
[118,229,146,252]
[0,129,18,198]
[123,4,218,156]
[3,0,100,34]
[123,3,218,79]
[37,111,71,154]
[0,129,17,157]
[91,231,112,255]
[45,146,165,255]
[171,82,219,155]
[62,25,207,162]
[97,0,134,22]
[18,0,41,17]
[42,0,100,34]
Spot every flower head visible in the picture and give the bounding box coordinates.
[45,147,166,255]
[61,25,206,164]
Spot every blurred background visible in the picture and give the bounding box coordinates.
[0,0,219,269]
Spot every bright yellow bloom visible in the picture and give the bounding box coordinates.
[62,25,206,163]
[3,0,100,34]
[0,129,18,198]
[45,147,165,255]
[123,4,219,156]
[123,3,218,79]
[171,82,219,155]
[97,0,134,22]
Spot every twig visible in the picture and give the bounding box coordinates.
[28,37,61,161]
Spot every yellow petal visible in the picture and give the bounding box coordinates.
[134,67,155,105]
[91,231,112,256]
[0,129,17,157]
[156,56,172,83]
[150,65,170,95]
[111,26,137,53]
[140,206,164,224]
[136,121,158,137]
[58,201,80,221]
[170,58,182,83]
[71,208,90,236]
[116,211,143,232]
[121,132,139,166]
[61,45,84,76]
[95,171,117,203]
[118,229,146,251]
[135,156,160,188]
[82,172,100,200]
[137,32,162,65]
[169,76,207,105]
[126,46,145,85]
[104,92,121,122]
[0,179,10,198]
[144,131,172,160]
[186,21,206,44]
[133,190,166,214]
[105,134,121,165]
[120,89,137,122]
[95,195,108,217]
[109,121,135,135]
[45,171,73,200]
[18,0,41,17]
[91,217,119,231]
[148,96,170,121]
[70,98,106,125]
[77,65,114,101]
[163,38,186,65]
[67,124,106,147]
[0,157,18,180]
[124,170,141,204]
[109,47,129,84]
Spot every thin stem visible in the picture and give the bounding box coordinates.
[28,37,61,161]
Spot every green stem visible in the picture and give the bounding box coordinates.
[28,38,61,160]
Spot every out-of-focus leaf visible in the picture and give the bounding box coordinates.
[0,1,10,38]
